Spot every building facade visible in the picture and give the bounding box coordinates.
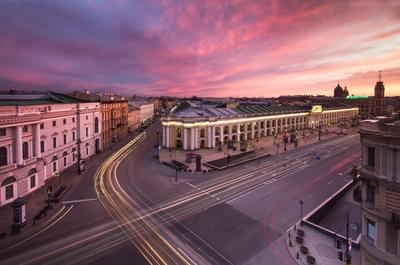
[101,100,128,149]
[0,92,102,206]
[129,101,154,124]
[161,101,358,150]
[359,117,400,265]
[127,105,141,132]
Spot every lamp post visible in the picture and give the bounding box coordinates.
[318,124,322,141]
[299,200,304,226]
[284,128,287,151]
[155,129,160,159]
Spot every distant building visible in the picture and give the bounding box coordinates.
[128,101,154,124]
[334,83,350,98]
[359,116,400,265]
[127,105,141,132]
[374,77,385,116]
[161,101,358,150]
[0,91,102,206]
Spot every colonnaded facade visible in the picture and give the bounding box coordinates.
[0,92,102,206]
[161,101,359,150]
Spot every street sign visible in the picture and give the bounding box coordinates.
[54,171,60,177]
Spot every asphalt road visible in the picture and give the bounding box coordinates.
[0,122,361,265]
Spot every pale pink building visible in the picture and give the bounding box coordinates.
[0,91,102,206]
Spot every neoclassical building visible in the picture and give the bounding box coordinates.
[359,117,400,265]
[0,91,102,206]
[161,101,359,150]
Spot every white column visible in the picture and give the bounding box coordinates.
[190,128,194,150]
[34,123,41,158]
[257,121,261,138]
[211,127,216,147]
[195,127,199,149]
[207,127,212,148]
[237,124,241,142]
[264,120,267,136]
[15,126,23,165]
[228,125,232,140]
[162,126,166,147]
[183,128,188,150]
[244,124,248,140]
[251,122,255,139]
[166,127,170,148]
[220,126,224,145]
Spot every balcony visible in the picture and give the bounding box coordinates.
[23,157,37,166]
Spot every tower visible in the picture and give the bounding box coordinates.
[374,70,385,115]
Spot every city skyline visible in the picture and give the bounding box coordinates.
[0,1,400,97]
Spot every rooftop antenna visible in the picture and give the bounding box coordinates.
[379,70,382,82]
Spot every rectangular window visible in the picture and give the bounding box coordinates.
[0,128,6,136]
[63,156,67,167]
[366,183,375,205]
[72,117,75,123]
[53,137,57,148]
[5,185,13,200]
[63,119,66,125]
[53,120,56,127]
[40,140,45,153]
[86,127,89,137]
[72,153,76,162]
[367,219,376,242]
[63,134,67,145]
[52,161,57,172]
[23,125,28,132]
[86,115,88,120]
[72,132,76,142]
[30,175,36,189]
[368,147,375,168]
[40,123,44,129]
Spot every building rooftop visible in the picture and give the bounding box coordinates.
[0,91,88,106]
[168,100,354,119]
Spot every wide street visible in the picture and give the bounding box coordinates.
[0,122,361,265]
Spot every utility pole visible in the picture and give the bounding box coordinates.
[318,124,322,141]
[299,200,304,226]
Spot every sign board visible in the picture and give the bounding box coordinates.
[311,105,322,113]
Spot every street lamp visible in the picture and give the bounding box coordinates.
[299,200,304,226]
[318,124,322,141]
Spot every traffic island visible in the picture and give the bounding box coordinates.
[203,150,271,170]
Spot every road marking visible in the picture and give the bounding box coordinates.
[328,180,334,185]
[339,173,343,175]
[226,184,265,204]
[177,247,198,265]
[62,198,98,204]
[186,182,197,189]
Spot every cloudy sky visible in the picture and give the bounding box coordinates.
[0,0,399,97]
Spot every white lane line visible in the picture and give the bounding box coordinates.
[186,182,197,189]
[177,247,198,265]
[62,198,98,204]
[226,184,265,204]
[328,180,334,185]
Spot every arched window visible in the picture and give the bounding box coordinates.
[94,117,99,133]
[1,176,16,186]
[0,147,7,166]
[72,147,76,162]
[28,168,37,189]
[28,168,37,176]
[63,151,68,167]
[22,142,29,159]
[2,176,16,200]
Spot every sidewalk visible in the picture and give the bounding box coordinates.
[159,126,358,173]
[0,131,141,248]
[285,222,360,265]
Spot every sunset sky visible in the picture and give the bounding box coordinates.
[0,0,399,97]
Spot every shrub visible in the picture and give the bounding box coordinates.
[300,245,308,254]
[296,236,303,244]
[307,255,316,264]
